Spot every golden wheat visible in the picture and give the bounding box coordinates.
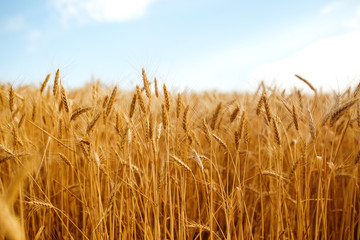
[0,69,359,240]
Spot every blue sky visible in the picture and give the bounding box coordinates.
[1,0,360,92]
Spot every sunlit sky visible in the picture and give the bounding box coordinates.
[1,0,360,92]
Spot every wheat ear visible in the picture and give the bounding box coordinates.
[129,92,137,119]
[176,93,183,119]
[40,73,50,94]
[60,84,70,113]
[71,107,92,121]
[142,68,151,100]
[230,106,240,123]
[211,102,222,130]
[163,84,170,111]
[154,77,159,98]
[87,112,101,133]
[292,104,299,131]
[295,74,317,94]
[136,85,146,113]
[53,68,59,96]
[9,86,14,112]
[105,85,117,116]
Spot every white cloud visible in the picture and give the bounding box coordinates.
[344,18,360,29]
[251,32,360,92]
[27,30,42,41]
[3,15,25,31]
[321,2,343,15]
[53,0,159,23]
[344,6,360,30]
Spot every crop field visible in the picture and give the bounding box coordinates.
[0,69,359,239]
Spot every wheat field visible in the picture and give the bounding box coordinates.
[0,69,359,239]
